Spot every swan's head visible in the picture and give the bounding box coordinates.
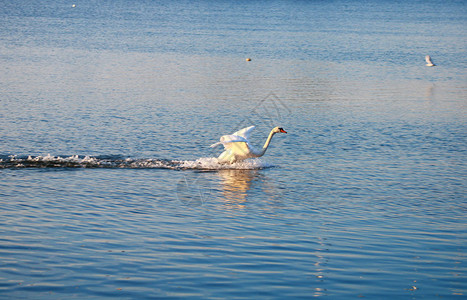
[273,127,287,134]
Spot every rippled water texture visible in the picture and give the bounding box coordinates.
[0,0,466,299]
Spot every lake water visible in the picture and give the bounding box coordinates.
[1,0,466,298]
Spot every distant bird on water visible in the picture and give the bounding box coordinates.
[425,55,435,67]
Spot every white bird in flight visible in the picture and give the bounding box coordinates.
[425,55,435,67]
[210,126,287,164]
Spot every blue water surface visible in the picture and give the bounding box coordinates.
[0,0,466,299]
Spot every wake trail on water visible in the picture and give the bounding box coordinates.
[0,155,273,170]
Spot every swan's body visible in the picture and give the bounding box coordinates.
[210,126,287,164]
[425,55,435,67]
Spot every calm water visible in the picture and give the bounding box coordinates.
[1,0,466,298]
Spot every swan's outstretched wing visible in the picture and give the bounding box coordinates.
[217,141,251,163]
[221,141,250,154]
[210,134,248,148]
[210,126,255,148]
[210,133,251,159]
[232,126,255,141]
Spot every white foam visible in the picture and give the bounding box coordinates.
[1,155,274,170]
[27,154,72,161]
[176,157,273,170]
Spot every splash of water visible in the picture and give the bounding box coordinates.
[0,155,273,170]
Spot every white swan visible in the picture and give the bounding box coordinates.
[210,126,287,164]
[425,55,435,67]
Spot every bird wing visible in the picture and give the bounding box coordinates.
[211,135,251,158]
[232,126,255,141]
[210,134,248,148]
[222,141,251,155]
[210,126,255,148]
[425,55,433,64]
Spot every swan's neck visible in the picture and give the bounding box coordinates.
[255,130,276,157]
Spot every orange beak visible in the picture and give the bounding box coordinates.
[280,128,287,133]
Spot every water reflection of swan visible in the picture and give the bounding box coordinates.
[218,169,259,204]
[210,126,287,164]
[217,169,285,210]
